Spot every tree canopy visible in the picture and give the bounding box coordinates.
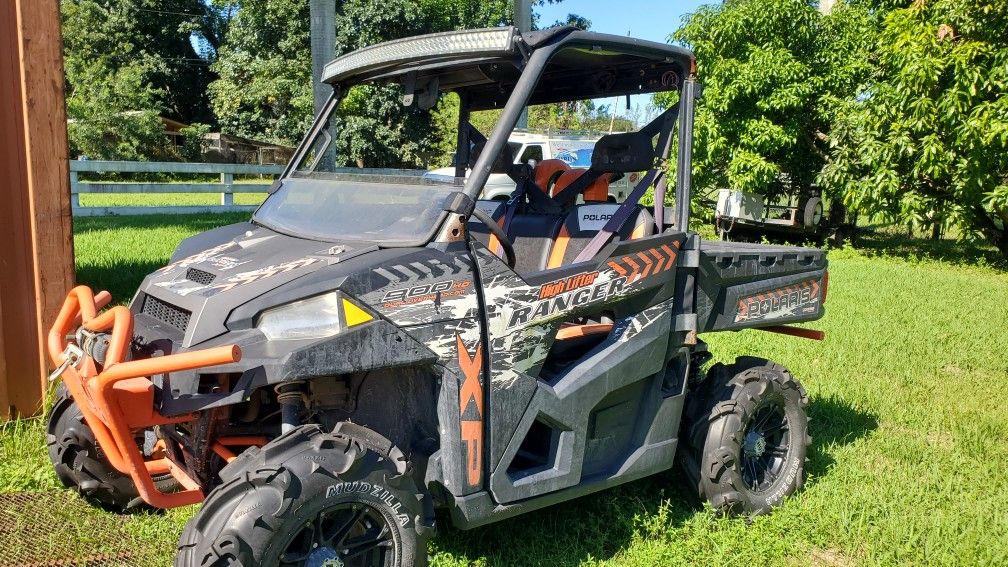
[61,0,223,159]
[821,0,1008,252]
[656,0,873,204]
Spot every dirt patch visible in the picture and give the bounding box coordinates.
[808,547,854,567]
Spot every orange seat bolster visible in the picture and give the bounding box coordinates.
[533,159,571,193]
[552,169,611,202]
[555,323,615,341]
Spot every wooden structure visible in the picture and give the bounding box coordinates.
[0,1,76,418]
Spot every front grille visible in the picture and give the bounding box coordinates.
[141,294,191,332]
[185,267,216,285]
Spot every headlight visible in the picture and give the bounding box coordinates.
[257,291,373,340]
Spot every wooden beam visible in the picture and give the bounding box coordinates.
[0,0,75,418]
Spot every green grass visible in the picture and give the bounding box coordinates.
[1,216,1006,566]
[78,192,267,208]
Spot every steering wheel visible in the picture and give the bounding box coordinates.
[470,207,517,269]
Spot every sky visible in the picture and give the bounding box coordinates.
[535,0,708,44]
[534,0,708,124]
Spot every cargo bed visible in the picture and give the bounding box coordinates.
[696,239,827,333]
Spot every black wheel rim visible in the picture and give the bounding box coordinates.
[740,402,790,493]
[278,503,395,567]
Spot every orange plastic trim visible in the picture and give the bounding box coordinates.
[532,159,571,194]
[547,224,570,269]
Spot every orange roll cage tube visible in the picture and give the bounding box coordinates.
[46,285,262,508]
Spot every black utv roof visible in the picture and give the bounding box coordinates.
[322,26,695,111]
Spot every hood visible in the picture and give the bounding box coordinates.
[137,223,372,346]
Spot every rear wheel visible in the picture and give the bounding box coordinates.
[679,357,810,515]
[46,383,174,512]
[176,423,431,567]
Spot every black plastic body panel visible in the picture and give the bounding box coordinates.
[696,240,827,332]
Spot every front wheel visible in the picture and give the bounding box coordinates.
[176,423,431,567]
[46,383,174,512]
[679,357,810,515]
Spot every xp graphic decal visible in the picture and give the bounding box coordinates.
[735,279,822,323]
[456,334,484,489]
[158,242,239,273]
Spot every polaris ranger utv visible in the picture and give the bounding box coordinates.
[46,26,827,567]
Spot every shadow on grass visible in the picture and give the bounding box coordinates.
[434,395,876,566]
[76,261,166,303]
[803,395,878,487]
[851,225,1007,272]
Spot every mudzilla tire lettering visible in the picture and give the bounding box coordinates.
[678,357,811,515]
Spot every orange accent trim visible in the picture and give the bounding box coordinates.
[660,244,678,270]
[624,256,641,283]
[547,224,570,268]
[487,214,506,259]
[47,285,243,509]
[555,323,614,341]
[636,251,654,278]
[650,248,665,272]
[608,260,628,277]
[630,222,647,240]
[456,335,484,488]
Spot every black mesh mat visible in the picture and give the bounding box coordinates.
[0,491,155,567]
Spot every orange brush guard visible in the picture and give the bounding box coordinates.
[47,285,249,508]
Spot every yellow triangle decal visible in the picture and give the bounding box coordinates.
[342,299,373,327]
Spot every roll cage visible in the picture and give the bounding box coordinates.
[282,25,698,248]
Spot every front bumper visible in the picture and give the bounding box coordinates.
[47,286,254,508]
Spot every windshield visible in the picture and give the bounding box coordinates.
[253,115,459,244]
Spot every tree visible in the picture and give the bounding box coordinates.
[658,0,873,207]
[821,0,1008,253]
[207,0,314,146]
[209,0,513,161]
[61,0,226,159]
[62,1,167,160]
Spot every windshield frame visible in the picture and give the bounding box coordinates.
[266,30,691,248]
[264,47,557,249]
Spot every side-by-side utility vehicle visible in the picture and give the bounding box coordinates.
[47,26,828,567]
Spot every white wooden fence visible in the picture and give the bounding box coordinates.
[69,160,429,216]
[69,160,284,216]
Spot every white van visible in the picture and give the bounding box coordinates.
[426,129,637,202]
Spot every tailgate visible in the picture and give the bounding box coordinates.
[696,240,827,333]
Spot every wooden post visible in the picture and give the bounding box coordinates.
[0,0,76,418]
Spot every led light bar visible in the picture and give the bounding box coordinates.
[323,27,518,83]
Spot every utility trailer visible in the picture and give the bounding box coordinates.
[45,26,827,567]
[714,188,826,242]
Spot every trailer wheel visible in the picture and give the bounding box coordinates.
[679,357,809,515]
[176,423,431,567]
[46,383,175,512]
[801,197,823,227]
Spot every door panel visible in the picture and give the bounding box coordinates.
[473,232,685,502]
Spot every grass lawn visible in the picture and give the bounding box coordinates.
[1,215,1006,566]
